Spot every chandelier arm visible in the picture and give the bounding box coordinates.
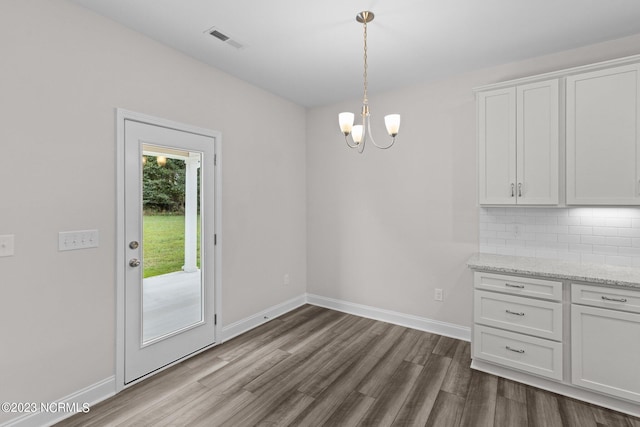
[371,136,397,150]
[344,135,359,149]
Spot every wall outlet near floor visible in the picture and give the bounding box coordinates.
[434,288,444,301]
[0,234,15,257]
[59,229,99,251]
[283,273,290,286]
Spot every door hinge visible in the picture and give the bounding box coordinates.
[214,314,217,325]
[214,154,217,166]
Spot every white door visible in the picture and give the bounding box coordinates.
[120,113,218,384]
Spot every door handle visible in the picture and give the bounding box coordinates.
[129,258,141,267]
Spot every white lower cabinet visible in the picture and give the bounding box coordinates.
[571,284,640,402]
[472,272,640,412]
[473,272,563,381]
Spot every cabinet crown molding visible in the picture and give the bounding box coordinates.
[473,53,640,93]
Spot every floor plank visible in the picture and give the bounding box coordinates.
[56,305,640,427]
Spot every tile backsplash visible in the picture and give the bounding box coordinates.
[480,207,640,267]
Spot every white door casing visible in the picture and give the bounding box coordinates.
[116,109,222,389]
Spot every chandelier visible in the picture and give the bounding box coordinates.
[338,11,400,153]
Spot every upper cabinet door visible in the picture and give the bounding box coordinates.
[478,87,517,205]
[566,64,640,205]
[516,80,559,205]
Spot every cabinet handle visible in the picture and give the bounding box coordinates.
[505,283,525,289]
[505,346,525,354]
[506,309,525,316]
[511,183,515,197]
[518,183,522,197]
[601,296,628,303]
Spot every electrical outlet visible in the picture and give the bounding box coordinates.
[283,273,290,286]
[59,230,99,251]
[434,288,443,301]
[0,234,15,257]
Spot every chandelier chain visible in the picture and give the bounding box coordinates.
[363,19,368,105]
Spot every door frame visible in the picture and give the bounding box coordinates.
[115,109,222,391]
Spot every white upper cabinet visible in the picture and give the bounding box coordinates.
[566,64,640,205]
[478,80,559,205]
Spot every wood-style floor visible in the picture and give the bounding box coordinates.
[57,305,640,426]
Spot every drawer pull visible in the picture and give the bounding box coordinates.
[505,309,525,316]
[601,296,628,303]
[505,346,525,354]
[505,283,525,289]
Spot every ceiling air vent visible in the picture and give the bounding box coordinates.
[206,26,245,50]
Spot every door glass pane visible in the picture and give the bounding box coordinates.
[141,144,203,344]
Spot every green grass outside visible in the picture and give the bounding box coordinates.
[143,214,201,278]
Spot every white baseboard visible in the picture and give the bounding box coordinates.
[306,293,471,342]
[220,294,307,342]
[1,376,115,427]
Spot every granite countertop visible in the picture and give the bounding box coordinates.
[467,253,640,289]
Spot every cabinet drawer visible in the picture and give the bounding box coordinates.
[572,284,640,314]
[473,325,563,380]
[474,272,562,301]
[474,290,562,341]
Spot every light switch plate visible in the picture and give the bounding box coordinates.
[0,234,15,257]
[59,230,99,251]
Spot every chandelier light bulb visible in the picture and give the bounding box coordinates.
[384,114,401,137]
[352,125,364,144]
[339,112,355,135]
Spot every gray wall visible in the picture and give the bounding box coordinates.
[305,32,640,329]
[0,0,306,422]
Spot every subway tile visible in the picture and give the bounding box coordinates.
[535,249,559,259]
[592,245,618,255]
[558,234,581,244]
[569,243,592,253]
[536,233,558,242]
[592,227,619,237]
[604,256,632,267]
[556,252,581,262]
[606,218,632,228]
[536,216,558,225]
[632,218,640,228]
[546,225,568,234]
[581,235,606,245]
[581,253,606,264]
[633,238,640,247]
[505,239,526,247]
[605,236,632,247]
[618,246,640,257]
[580,217,607,227]
[557,216,581,226]
[617,228,640,238]
[569,208,592,217]
[487,223,506,232]
[496,246,517,256]
[479,230,497,238]
[488,238,506,246]
[479,245,497,254]
[525,224,547,233]
[546,242,568,251]
[497,231,516,240]
[592,208,619,218]
[569,226,593,235]
[515,247,537,257]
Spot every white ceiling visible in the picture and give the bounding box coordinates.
[72,0,640,107]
